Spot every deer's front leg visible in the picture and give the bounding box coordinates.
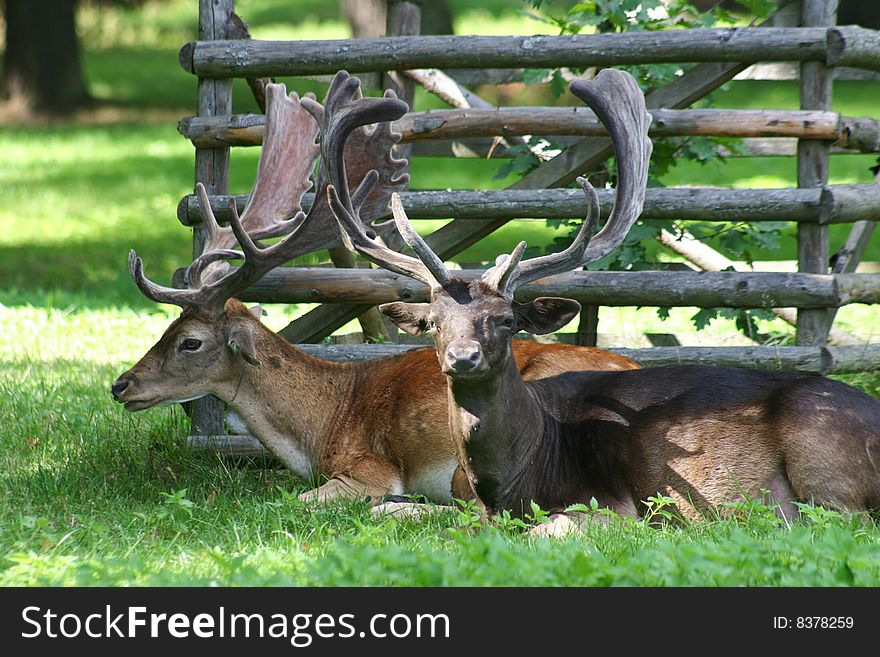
[298,475,370,504]
[298,457,403,504]
[451,464,479,501]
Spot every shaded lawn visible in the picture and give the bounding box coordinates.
[0,328,878,586]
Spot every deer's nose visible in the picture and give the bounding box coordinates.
[111,378,130,401]
[445,340,484,373]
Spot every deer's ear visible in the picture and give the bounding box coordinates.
[379,302,432,335]
[513,297,581,335]
[226,324,261,366]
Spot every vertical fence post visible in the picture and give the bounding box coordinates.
[189,0,234,436]
[376,1,420,255]
[795,0,836,346]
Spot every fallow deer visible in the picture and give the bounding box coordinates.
[112,72,638,506]
[333,68,880,528]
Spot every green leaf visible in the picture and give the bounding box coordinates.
[691,308,719,331]
[570,1,597,12]
[549,70,567,99]
[521,68,550,85]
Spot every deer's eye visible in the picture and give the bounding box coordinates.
[179,338,202,352]
[496,316,515,330]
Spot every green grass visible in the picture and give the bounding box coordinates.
[2,0,880,586]
[2,303,879,586]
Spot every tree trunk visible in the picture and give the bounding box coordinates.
[419,0,453,35]
[1,0,91,115]
[340,0,454,38]
[340,0,386,38]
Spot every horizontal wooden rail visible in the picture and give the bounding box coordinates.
[178,184,880,227]
[177,108,880,150]
[179,27,880,78]
[293,342,880,374]
[224,268,880,308]
[179,110,880,152]
[727,137,862,158]
[827,26,880,72]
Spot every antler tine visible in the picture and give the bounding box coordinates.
[184,248,242,288]
[330,186,447,288]
[185,183,238,287]
[195,181,224,245]
[129,250,190,306]
[480,240,528,294]
[491,69,651,296]
[389,194,454,286]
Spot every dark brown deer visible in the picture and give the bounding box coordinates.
[112,72,638,506]
[333,68,880,529]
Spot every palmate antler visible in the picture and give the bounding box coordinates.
[302,72,411,240]
[129,71,410,314]
[333,68,652,298]
[482,69,652,297]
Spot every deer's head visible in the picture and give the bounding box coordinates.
[332,69,652,383]
[375,191,591,381]
[113,72,409,410]
[112,300,266,411]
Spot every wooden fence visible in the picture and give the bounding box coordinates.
[179,0,880,438]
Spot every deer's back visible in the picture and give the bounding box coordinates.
[530,365,880,515]
[513,341,639,378]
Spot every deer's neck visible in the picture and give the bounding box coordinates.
[213,328,350,479]
[447,353,547,511]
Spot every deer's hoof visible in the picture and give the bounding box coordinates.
[530,513,581,538]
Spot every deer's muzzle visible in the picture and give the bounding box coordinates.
[444,340,487,376]
[111,376,131,401]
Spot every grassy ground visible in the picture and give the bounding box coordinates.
[1,0,880,586]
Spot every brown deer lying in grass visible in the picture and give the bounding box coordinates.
[333,68,880,530]
[112,73,638,506]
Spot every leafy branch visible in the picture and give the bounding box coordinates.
[505,0,782,338]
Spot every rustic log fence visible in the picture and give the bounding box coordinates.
[178,27,880,77]
[178,0,880,440]
[231,269,880,309]
[178,185,880,225]
[178,108,880,149]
